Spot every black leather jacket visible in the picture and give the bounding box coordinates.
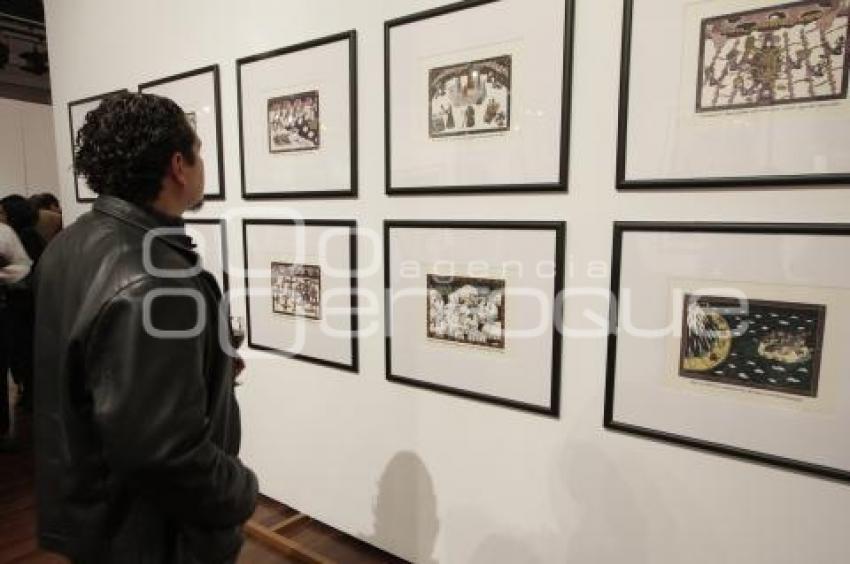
[33,196,258,563]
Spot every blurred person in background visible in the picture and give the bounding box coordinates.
[0,206,32,447]
[0,195,44,413]
[29,192,63,242]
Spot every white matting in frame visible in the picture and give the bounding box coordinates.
[618,0,850,187]
[139,65,225,199]
[606,223,850,482]
[385,221,565,416]
[237,31,357,199]
[184,219,229,294]
[68,89,127,203]
[386,0,573,194]
[242,219,358,372]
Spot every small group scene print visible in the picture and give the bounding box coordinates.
[268,90,321,152]
[271,262,322,320]
[429,54,512,138]
[427,274,506,349]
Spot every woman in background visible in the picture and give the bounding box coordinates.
[0,195,45,412]
[29,192,63,243]
[0,204,32,443]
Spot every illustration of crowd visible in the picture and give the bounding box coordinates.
[271,264,321,319]
[428,281,505,348]
[268,93,320,151]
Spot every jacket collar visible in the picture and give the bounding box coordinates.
[93,195,196,258]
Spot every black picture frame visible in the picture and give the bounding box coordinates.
[606,221,850,483]
[384,0,575,195]
[616,0,850,190]
[139,65,226,201]
[384,220,565,416]
[68,89,128,203]
[236,30,358,200]
[242,219,359,373]
[183,217,230,296]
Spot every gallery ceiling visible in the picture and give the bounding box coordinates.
[0,0,44,23]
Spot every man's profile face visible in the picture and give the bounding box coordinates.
[185,136,205,210]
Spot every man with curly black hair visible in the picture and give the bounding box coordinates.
[33,92,258,563]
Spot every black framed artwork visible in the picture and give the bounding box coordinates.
[617,0,850,189]
[139,65,226,200]
[236,31,358,199]
[606,222,850,482]
[385,0,575,195]
[184,218,230,296]
[385,220,565,415]
[68,89,128,203]
[242,219,358,372]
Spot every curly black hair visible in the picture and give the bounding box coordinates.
[29,192,60,211]
[1,195,38,232]
[74,92,196,205]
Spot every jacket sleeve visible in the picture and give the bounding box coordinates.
[85,276,258,531]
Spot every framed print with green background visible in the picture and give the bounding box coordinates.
[385,221,565,415]
[617,0,850,188]
[606,222,850,482]
[139,65,225,200]
[68,89,127,203]
[236,31,357,199]
[243,219,358,372]
[385,0,574,194]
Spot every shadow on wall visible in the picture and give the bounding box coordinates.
[461,440,651,564]
[366,451,439,564]
[560,440,650,564]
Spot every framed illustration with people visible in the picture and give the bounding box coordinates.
[236,31,358,199]
[242,219,359,372]
[617,0,850,188]
[385,0,575,195]
[384,220,565,415]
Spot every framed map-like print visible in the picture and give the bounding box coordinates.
[618,0,850,188]
[606,222,850,482]
[385,220,565,415]
[237,31,357,199]
[243,219,358,372]
[139,65,226,200]
[68,89,128,203]
[385,0,574,194]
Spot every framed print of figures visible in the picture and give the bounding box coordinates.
[606,222,850,482]
[139,65,225,200]
[385,221,565,415]
[385,0,574,195]
[237,31,357,199]
[184,218,229,295]
[618,0,850,188]
[68,89,127,203]
[243,219,358,372]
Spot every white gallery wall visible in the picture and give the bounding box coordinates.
[0,98,59,198]
[44,1,850,563]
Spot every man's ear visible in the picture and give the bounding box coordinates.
[168,151,187,186]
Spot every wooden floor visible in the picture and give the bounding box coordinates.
[0,386,404,563]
